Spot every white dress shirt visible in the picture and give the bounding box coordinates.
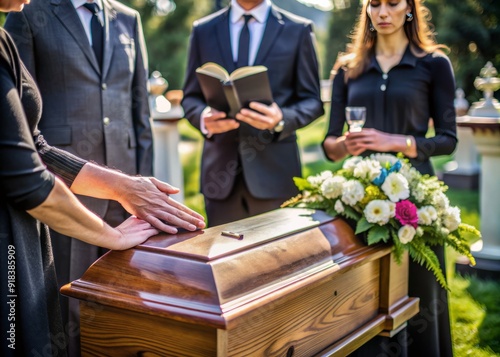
[229,0,271,66]
[71,0,104,46]
[201,0,272,129]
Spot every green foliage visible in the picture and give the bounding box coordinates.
[450,275,500,356]
[297,114,327,148]
[339,205,357,221]
[409,239,448,289]
[293,177,313,191]
[120,0,212,89]
[448,230,477,265]
[366,224,389,244]
[426,0,500,103]
[355,217,373,234]
[323,2,361,79]
[447,188,480,227]
[391,231,405,264]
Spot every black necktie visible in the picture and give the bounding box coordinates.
[83,2,103,68]
[236,14,253,68]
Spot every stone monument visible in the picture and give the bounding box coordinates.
[456,62,500,279]
[148,71,185,202]
[442,88,480,189]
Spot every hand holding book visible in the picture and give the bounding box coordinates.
[195,62,274,118]
[236,102,284,132]
[202,107,240,136]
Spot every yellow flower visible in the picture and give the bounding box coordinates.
[360,185,387,206]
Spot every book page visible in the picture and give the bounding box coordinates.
[196,62,230,82]
[230,66,268,81]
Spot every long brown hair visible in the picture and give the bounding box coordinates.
[333,0,447,79]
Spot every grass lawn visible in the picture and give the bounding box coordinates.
[177,114,500,357]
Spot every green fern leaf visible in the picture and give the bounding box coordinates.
[447,233,476,266]
[458,223,481,239]
[390,230,405,264]
[409,240,448,290]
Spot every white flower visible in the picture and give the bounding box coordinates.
[418,206,438,225]
[343,156,363,171]
[319,170,333,181]
[413,182,426,203]
[443,206,461,232]
[307,173,324,186]
[353,159,382,181]
[432,192,450,211]
[334,199,344,213]
[370,153,399,167]
[398,225,416,244]
[381,172,410,202]
[341,180,365,206]
[399,165,421,186]
[364,200,391,225]
[427,206,438,220]
[320,176,346,199]
[388,201,396,217]
[306,171,332,186]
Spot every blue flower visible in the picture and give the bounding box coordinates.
[389,160,402,173]
[373,168,388,186]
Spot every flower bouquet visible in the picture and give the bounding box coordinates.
[282,153,480,290]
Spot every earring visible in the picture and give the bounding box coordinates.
[369,22,375,32]
[406,12,414,22]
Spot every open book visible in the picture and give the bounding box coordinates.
[195,62,274,118]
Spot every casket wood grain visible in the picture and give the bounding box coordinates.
[61,208,418,356]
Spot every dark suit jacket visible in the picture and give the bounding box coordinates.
[5,0,153,217]
[182,5,324,201]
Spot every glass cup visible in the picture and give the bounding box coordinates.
[346,106,366,132]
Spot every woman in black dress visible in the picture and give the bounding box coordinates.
[323,0,457,356]
[0,1,205,356]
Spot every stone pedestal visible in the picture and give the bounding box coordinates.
[442,125,480,189]
[148,72,184,203]
[456,116,500,279]
[151,103,185,203]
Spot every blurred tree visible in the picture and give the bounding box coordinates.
[323,1,361,79]
[214,0,228,10]
[426,0,500,103]
[121,0,212,89]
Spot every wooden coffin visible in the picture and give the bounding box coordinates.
[61,208,419,356]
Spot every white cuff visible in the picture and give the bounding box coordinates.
[200,107,213,138]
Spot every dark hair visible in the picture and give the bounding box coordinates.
[333,0,447,79]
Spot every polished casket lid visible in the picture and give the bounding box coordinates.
[62,208,365,328]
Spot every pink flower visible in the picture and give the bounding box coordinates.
[395,200,418,228]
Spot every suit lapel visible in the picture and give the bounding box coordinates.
[215,8,235,73]
[254,6,284,65]
[51,0,101,74]
[101,0,116,79]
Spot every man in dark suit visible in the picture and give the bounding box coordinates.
[182,0,324,226]
[5,0,152,354]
